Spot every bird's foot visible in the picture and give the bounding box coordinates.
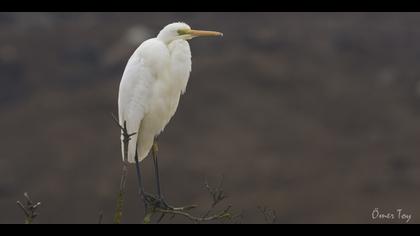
[141,193,167,209]
[140,192,154,203]
[142,193,196,212]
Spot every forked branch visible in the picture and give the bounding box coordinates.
[111,113,135,224]
[16,192,41,224]
[142,177,235,224]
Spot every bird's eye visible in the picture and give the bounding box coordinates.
[177,29,188,35]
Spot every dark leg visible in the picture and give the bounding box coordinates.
[152,139,163,199]
[134,148,147,211]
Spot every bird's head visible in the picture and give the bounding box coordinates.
[157,22,223,44]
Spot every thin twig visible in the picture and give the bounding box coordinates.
[113,163,128,224]
[154,205,232,223]
[111,113,135,224]
[141,177,234,224]
[16,192,41,224]
[110,113,136,163]
[201,176,227,220]
[205,176,227,207]
[110,113,235,224]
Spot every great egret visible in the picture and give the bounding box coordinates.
[118,22,222,201]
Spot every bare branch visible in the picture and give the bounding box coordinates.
[110,113,236,224]
[16,192,41,224]
[200,176,227,221]
[111,113,133,224]
[113,163,128,224]
[141,177,235,224]
[154,205,232,223]
[204,176,227,208]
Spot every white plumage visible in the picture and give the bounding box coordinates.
[118,22,222,163]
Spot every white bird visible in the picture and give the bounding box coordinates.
[118,22,223,166]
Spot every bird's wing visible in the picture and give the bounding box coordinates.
[118,53,155,163]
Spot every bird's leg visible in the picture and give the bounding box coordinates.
[149,138,175,210]
[136,138,192,213]
[134,148,148,212]
[152,138,163,200]
[148,139,196,211]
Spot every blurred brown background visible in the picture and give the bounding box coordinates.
[1,12,420,224]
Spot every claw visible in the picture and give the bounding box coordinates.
[141,193,191,212]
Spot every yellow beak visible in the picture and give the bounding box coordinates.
[187,29,223,37]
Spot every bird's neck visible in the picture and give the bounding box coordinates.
[156,33,174,44]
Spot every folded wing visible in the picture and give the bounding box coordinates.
[118,54,155,163]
